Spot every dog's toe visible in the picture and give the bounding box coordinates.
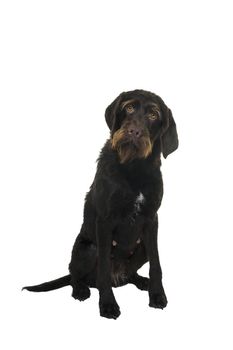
[99,302,121,319]
[149,293,168,309]
[72,285,90,301]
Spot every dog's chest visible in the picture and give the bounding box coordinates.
[123,191,146,225]
[133,192,145,216]
[112,192,146,245]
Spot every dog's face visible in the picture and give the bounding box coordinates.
[105,90,179,163]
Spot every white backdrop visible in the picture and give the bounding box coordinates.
[0,0,232,349]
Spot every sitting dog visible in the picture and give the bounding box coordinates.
[23,89,179,319]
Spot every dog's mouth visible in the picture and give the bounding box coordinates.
[111,128,152,164]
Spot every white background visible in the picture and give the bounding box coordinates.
[0,0,232,349]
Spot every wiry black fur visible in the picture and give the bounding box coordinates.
[23,89,178,319]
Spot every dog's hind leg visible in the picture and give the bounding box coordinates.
[125,242,149,290]
[128,273,149,291]
[71,280,91,301]
[69,240,97,301]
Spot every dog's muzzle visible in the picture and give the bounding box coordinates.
[111,127,152,163]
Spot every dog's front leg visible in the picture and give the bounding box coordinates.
[96,218,121,319]
[143,215,168,309]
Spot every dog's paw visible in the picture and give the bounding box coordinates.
[149,292,168,309]
[135,276,149,291]
[72,285,90,301]
[128,274,149,291]
[99,301,121,319]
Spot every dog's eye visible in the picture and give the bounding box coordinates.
[148,113,158,121]
[126,104,135,114]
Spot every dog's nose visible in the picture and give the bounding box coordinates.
[128,126,142,138]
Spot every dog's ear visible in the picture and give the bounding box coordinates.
[161,107,179,158]
[105,92,126,133]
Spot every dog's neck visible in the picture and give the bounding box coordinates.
[115,139,162,188]
[99,138,162,175]
[119,138,161,167]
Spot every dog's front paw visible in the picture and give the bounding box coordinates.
[149,292,168,309]
[99,301,121,319]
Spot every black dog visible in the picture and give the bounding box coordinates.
[23,89,179,319]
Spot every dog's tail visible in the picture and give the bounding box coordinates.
[22,274,71,292]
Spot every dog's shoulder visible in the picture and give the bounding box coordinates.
[96,140,119,171]
[89,140,133,218]
[88,140,163,219]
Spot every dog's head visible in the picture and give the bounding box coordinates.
[105,89,179,163]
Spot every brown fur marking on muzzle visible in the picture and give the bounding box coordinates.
[111,128,152,164]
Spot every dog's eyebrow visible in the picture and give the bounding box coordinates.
[150,103,160,110]
[121,99,136,110]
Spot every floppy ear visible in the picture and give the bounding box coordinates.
[105,92,126,133]
[161,108,179,158]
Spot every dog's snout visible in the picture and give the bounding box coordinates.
[128,126,142,138]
